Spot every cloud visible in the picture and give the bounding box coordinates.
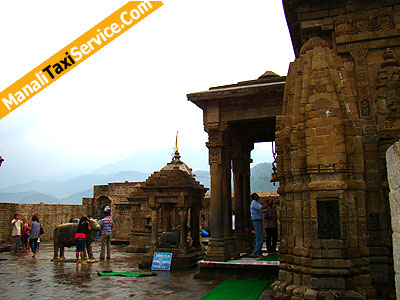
[0,0,293,186]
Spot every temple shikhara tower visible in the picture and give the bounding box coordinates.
[272,1,400,299]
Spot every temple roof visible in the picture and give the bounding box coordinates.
[160,150,193,175]
[142,150,207,191]
[187,71,285,105]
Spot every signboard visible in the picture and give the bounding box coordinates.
[151,252,172,271]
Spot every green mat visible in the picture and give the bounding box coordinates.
[200,280,269,300]
[98,271,156,277]
[258,253,279,261]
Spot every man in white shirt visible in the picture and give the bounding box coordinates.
[11,214,22,254]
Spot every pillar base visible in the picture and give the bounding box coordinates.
[235,233,251,254]
[225,236,240,259]
[204,238,232,262]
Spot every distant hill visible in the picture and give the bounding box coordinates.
[0,162,277,205]
[0,191,60,204]
[0,171,149,199]
[60,188,93,204]
[193,170,210,191]
[192,163,278,193]
[93,148,209,175]
[0,190,95,205]
[250,162,278,193]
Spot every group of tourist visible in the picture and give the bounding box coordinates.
[11,214,42,257]
[74,205,114,264]
[10,205,114,263]
[249,192,278,258]
[12,201,270,261]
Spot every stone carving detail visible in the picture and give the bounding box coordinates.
[334,9,395,36]
[360,99,371,116]
[376,48,400,131]
[350,49,372,117]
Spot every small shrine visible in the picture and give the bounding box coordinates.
[129,143,208,270]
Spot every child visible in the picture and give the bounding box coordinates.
[22,228,30,252]
[21,217,30,253]
[75,217,91,264]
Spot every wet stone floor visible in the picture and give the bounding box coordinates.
[0,243,222,300]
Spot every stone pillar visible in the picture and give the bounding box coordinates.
[179,208,189,254]
[232,154,252,253]
[233,158,245,250]
[191,204,201,249]
[205,129,232,261]
[223,147,233,238]
[242,153,253,248]
[387,140,400,300]
[149,202,160,252]
[222,147,239,259]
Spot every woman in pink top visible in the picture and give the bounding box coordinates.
[75,217,91,264]
[21,217,30,252]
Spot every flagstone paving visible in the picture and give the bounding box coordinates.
[0,243,273,299]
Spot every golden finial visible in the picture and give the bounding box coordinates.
[175,131,179,152]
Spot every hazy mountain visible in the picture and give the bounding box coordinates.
[0,191,60,204]
[0,171,149,199]
[0,161,277,205]
[0,145,271,190]
[192,170,211,191]
[0,180,58,195]
[93,147,209,175]
[60,188,93,204]
[250,162,278,192]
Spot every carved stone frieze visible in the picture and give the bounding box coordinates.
[350,49,372,117]
[334,8,395,37]
[376,48,400,131]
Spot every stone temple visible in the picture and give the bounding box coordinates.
[2,1,400,299]
[188,0,400,299]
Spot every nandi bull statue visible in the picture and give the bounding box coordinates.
[53,217,100,260]
[159,226,191,248]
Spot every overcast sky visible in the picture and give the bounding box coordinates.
[0,1,294,186]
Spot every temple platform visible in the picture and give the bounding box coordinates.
[194,253,279,280]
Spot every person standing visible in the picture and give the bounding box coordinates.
[249,193,264,257]
[29,215,41,258]
[75,217,91,265]
[99,206,113,260]
[262,199,278,254]
[10,214,22,254]
[21,217,30,253]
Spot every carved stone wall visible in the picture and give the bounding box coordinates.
[273,37,371,299]
[276,1,400,299]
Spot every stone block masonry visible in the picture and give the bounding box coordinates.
[0,202,87,243]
